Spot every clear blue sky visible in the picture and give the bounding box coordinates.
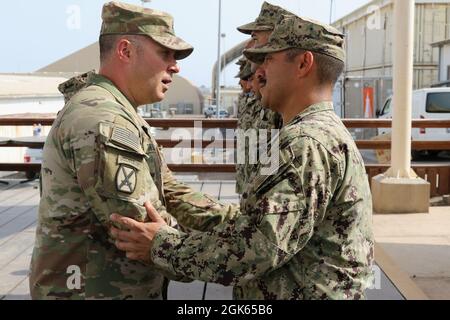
[0,0,371,87]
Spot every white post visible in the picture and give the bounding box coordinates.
[371,0,430,214]
[386,0,416,179]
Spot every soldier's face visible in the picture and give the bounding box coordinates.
[250,70,263,99]
[260,51,297,111]
[253,64,268,100]
[251,31,272,47]
[129,38,180,105]
[239,79,251,93]
[249,31,270,98]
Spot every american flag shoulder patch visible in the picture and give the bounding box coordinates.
[110,126,141,154]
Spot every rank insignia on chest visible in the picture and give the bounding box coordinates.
[116,165,137,194]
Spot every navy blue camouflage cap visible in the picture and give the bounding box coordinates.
[237,1,294,34]
[244,15,345,64]
[235,60,253,80]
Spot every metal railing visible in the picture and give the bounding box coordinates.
[1,117,449,195]
[1,118,450,152]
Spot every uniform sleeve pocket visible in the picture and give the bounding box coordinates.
[95,123,146,201]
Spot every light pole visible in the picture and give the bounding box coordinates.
[221,33,226,88]
[216,0,222,118]
[329,0,334,24]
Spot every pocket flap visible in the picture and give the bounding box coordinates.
[99,122,146,156]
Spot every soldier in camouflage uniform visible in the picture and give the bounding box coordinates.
[235,58,253,120]
[235,59,255,194]
[58,70,96,104]
[111,15,375,300]
[234,2,290,195]
[29,1,238,300]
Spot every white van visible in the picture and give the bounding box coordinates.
[377,88,450,157]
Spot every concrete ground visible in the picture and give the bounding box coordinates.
[373,206,450,299]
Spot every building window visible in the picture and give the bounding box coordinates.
[447,65,450,81]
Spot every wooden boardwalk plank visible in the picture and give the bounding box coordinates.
[218,181,239,204]
[187,181,203,193]
[0,180,19,191]
[0,182,37,203]
[0,194,39,227]
[3,277,31,300]
[0,186,38,215]
[0,244,33,299]
[0,225,36,270]
[201,181,221,198]
[218,181,238,199]
[0,207,37,246]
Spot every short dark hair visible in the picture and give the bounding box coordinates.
[285,48,345,85]
[99,34,120,62]
[99,34,145,63]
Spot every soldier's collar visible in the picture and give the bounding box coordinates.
[87,74,144,128]
[287,101,334,125]
[87,74,136,112]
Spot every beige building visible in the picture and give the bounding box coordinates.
[431,38,450,85]
[220,87,241,116]
[0,73,65,163]
[333,0,450,89]
[204,86,241,116]
[39,42,204,115]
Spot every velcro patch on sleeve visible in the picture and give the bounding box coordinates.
[110,126,141,154]
[117,154,141,170]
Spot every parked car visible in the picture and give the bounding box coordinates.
[204,106,229,118]
[215,110,229,118]
[377,88,450,158]
[204,106,215,118]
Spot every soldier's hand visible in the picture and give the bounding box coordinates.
[110,201,167,262]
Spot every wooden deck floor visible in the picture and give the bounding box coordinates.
[0,177,408,300]
[0,178,238,300]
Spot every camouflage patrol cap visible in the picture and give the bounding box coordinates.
[235,56,247,67]
[237,1,294,34]
[235,60,253,80]
[244,15,345,64]
[100,1,193,60]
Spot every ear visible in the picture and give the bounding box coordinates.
[297,51,314,78]
[116,38,133,63]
